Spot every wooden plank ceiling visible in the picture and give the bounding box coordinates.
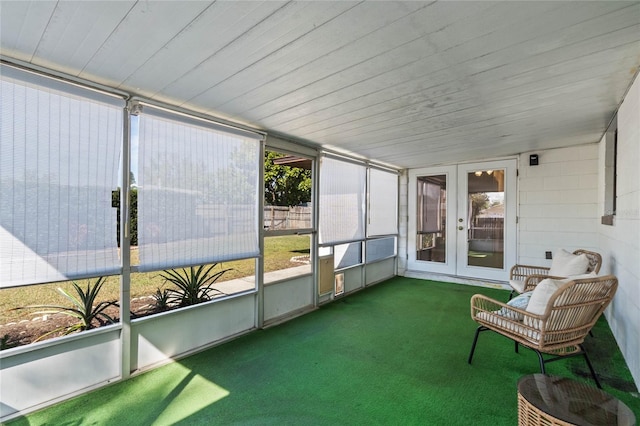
[1,1,639,169]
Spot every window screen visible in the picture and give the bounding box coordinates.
[318,156,366,245]
[335,242,362,269]
[0,65,124,287]
[366,237,397,263]
[368,168,398,236]
[136,106,262,271]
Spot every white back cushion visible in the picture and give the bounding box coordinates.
[525,278,565,316]
[549,249,589,276]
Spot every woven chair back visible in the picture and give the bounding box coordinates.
[572,249,602,274]
[541,275,617,348]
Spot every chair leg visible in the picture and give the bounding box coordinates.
[580,344,602,389]
[508,290,515,301]
[532,346,602,389]
[468,326,485,364]
[534,350,546,374]
[515,341,519,353]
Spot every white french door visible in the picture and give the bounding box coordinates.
[408,159,517,281]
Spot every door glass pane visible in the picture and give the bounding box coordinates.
[467,169,504,269]
[416,175,446,263]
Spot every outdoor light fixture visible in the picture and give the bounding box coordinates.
[530,154,539,166]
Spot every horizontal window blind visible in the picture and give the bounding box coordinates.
[319,156,366,245]
[137,106,261,271]
[368,168,398,236]
[0,65,124,288]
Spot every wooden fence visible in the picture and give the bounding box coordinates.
[264,205,311,230]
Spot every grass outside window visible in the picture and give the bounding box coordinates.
[1,235,310,347]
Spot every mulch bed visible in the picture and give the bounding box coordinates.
[0,297,155,350]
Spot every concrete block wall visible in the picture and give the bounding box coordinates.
[598,72,640,386]
[517,145,600,266]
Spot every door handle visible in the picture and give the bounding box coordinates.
[458,226,463,231]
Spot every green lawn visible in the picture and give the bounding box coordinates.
[0,235,310,324]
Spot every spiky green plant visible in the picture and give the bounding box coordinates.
[16,277,118,341]
[161,264,231,307]
[1,334,18,351]
[150,287,172,313]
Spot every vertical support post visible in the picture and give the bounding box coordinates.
[312,154,320,307]
[119,102,133,380]
[362,166,369,287]
[256,138,265,329]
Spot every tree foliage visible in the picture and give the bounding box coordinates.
[206,143,259,205]
[113,187,138,246]
[264,151,311,207]
[469,192,490,219]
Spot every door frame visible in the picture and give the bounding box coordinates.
[407,165,458,275]
[407,159,517,281]
[455,159,517,281]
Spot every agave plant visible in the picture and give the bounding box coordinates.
[1,334,18,351]
[161,264,231,307]
[16,277,118,341]
[150,287,172,313]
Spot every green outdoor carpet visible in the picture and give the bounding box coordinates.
[7,277,639,425]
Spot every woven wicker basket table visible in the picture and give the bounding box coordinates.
[517,374,636,426]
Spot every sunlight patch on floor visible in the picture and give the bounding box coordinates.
[151,372,229,425]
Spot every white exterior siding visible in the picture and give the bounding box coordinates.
[517,144,600,267]
[598,73,640,386]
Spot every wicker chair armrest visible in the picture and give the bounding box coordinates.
[509,264,550,281]
[470,294,535,321]
[470,294,546,342]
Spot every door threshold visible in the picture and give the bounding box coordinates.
[402,270,510,291]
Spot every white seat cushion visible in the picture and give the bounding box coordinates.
[549,249,589,276]
[476,311,540,342]
[509,279,526,293]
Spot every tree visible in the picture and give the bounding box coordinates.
[113,187,138,246]
[469,192,490,219]
[207,142,259,205]
[264,151,311,206]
